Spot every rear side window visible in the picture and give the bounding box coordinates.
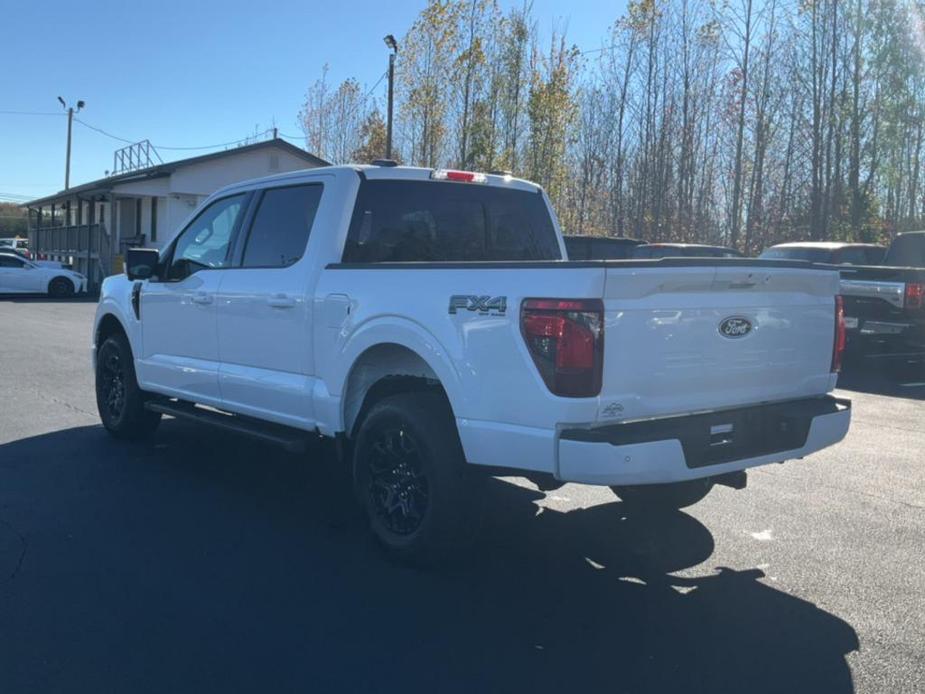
[242,184,323,268]
[342,180,561,262]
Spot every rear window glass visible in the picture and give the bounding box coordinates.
[760,247,831,263]
[836,247,881,265]
[342,180,561,262]
[590,239,640,259]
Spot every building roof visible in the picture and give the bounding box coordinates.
[24,138,328,207]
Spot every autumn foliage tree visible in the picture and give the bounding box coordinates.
[298,0,925,248]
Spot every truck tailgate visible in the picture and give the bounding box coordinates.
[599,264,840,422]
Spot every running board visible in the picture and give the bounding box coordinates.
[144,400,310,453]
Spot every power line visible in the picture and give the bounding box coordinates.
[74,118,279,152]
[73,118,135,144]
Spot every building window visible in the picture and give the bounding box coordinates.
[150,197,158,242]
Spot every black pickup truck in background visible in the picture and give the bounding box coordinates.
[838,231,925,364]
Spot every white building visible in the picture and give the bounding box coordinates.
[25,139,327,288]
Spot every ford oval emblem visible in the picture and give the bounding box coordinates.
[719,316,753,338]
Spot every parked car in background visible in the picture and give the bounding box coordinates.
[563,235,644,260]
[760,242,886,265]
[0,237,31,259]
[0,252,86,296]
[92,164,850,562]
[631,243,743,259]
[0,248,68,269]
[837,231,925,362]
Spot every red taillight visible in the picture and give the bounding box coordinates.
[832,295,846,373]
[905,282,924,310]
[521,298,603,397]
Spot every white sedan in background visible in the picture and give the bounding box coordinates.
[0,252,86,296]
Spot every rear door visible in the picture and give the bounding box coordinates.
[215,182,324,429]
[598,263,839,422]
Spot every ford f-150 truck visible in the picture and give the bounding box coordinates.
[837,232,925,363]
[92,164,851,561]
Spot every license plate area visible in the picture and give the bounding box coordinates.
[684,408,812,468]
[560,397,846,469]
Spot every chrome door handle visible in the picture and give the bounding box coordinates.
[190,292,213,305]
[267,293,296,308]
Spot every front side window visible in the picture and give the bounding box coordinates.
[342,180,561,263]
[167,194,246,280]
[241,184,323,268]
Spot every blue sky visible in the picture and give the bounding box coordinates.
[0,0,623,202]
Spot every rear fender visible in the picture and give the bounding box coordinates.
[317,318,465,436]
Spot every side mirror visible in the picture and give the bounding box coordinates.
[126,247,160,281]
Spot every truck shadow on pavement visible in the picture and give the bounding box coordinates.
[0,420,859,694]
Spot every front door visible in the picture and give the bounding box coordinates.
[215,183,324,429]
[136,193,248,405]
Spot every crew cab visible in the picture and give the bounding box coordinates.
[92,165,851,561]
[836,232,925,362]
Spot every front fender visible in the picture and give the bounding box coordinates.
[92,275,142,361]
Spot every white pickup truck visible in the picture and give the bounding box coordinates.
[93,164,851,561]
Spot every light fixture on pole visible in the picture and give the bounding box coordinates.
[58,97,86,190]
[383,34,398,160]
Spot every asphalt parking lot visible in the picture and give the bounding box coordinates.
[1,299,923,693]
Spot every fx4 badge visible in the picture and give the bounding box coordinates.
[448,295,507,316]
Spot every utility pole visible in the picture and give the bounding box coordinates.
[58,97,85,190]
[383,35,398,160]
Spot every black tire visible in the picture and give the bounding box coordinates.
[95,333,161,440]
[611,478,714,513]
[48,276,75,298]
[352,391,483,564]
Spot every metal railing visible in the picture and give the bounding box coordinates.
[30,223,114,287]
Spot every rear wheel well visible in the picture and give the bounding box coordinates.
[344,344,452,437]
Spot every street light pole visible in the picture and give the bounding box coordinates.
[58,97,85,191]
[383,35,398,160]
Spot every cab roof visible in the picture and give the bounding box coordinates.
[214,164,542,197]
